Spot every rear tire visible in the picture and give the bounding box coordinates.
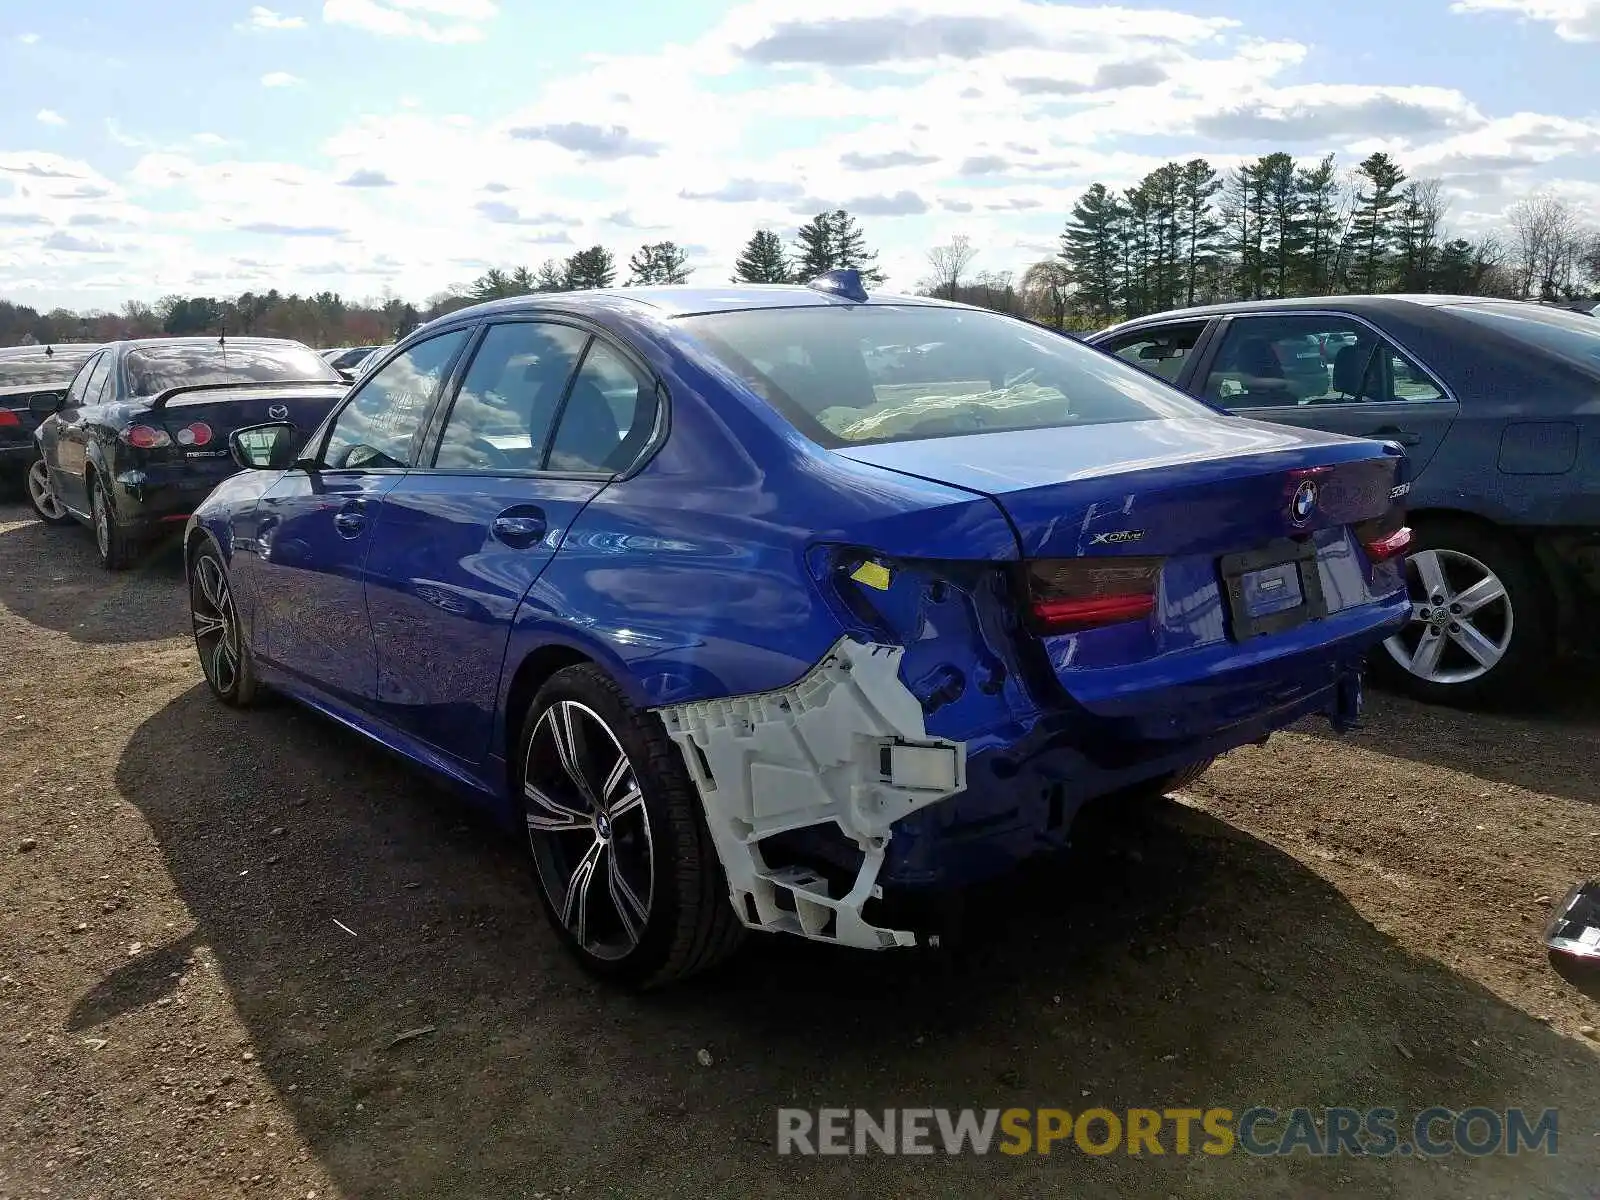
[518,663,744,988]
[1373,517,1551,709]
[25,455,73,527]
[89,474,139,571]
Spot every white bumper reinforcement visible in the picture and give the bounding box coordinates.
[656,638,967,949]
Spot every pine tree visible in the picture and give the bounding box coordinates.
[830,210,884,283]
[533,259,567,291]
[1060,184,1124,320]
[626,241,690,285]
[1349,152,1408,293]
[1177,158,1223,306]
[562,246,616,290]
[792,213,837,279]
[1138,163,1184,313]
[1221,163,1266,300]
[732,229,791,283]
[510,266,536,294]
[1294,155,1342,295]
[1256,153,1301,299]
[1121,185,1153,317]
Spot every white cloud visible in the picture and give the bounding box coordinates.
[322,0,498,42]
[261,71,303,87]
[36,110,66,127]
[16,32,40,45]
[240,5,308,30]
[1451,0,1600,40]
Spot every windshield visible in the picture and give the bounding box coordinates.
[0,348,98,391]
[677,305,1213,448]
[1447,303,1600,371]
[123,342,341,395]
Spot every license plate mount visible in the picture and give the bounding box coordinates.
[1219,538,1329,640]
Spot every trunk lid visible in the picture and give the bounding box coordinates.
[149,382,346,468]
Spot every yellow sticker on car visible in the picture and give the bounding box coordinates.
[850,561,892,591]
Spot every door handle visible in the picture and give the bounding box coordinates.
[491,512,547,548]
[333,511,366,538]
[1366,426,1421,447]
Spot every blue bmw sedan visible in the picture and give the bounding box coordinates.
[186,272,1411,986]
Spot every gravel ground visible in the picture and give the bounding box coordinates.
[0,500,1596,1200]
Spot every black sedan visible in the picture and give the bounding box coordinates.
[30,337,347,569]
[0,344,100,494]
[1088,296,1600,707]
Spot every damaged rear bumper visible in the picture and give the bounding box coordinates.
[658,634,1367,951]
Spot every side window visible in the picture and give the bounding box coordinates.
[62,354,100,408]
[1387,347,1447,402]
[90,354,119,405]
[319,329,469,470]
[546,341,659,473]
[1203,315,1384,409]
[73,354,111,408]
[1104,323,1207,384]
[433,322,589,471]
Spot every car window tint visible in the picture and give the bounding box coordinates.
[124,342,341,394]
[678,306,1211,448]
[545,340,658,473]
[63,354,102,407]
[78,354,113,408]
[1203,315,1390,408]
[1387,347,1446,401]
[1104,323,1207,383]
[320,330,469,470]
[434,322,589,471]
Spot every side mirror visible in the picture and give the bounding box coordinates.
[229,421,302,471]
[27,391,64,416]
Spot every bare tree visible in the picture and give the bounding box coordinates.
[925,235,978,300]
[1020,259,1072,328]
[1506,193,1588,299]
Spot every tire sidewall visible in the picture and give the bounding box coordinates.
[517,666,693,985]
[1376,519,1550,708]
[190,548,255,706]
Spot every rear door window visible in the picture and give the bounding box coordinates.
[546,341,659,473]
[78,354,114,408]
[1201,315,1444,408]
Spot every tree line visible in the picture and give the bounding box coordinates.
[3,176,1598,349]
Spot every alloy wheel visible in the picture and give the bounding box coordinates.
[92,485,111,560]
[192,556,241,695]
[27,460,65,521]
[524,700,654,961]
[1382,547,1513,686]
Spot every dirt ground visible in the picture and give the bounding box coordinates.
[0,499,1596,1200]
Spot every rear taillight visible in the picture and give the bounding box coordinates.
[124,425,172,449]
[175,422,213,447]
[0,410,18,427]
[1026,558,1163,634]
[1362,526,1412,561]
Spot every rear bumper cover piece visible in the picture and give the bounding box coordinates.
[657,637,966,950]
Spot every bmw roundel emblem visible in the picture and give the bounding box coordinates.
[1290,479,1319,525]
[268,404,289,420]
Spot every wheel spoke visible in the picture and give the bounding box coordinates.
[1453,575,1506,617]
[1408,630,1446,679]
[607,848,648,945]
[211,636,235,692]
[608,786,644,822]
[197,562,223,612]
[524,783,591,833]
[561,838,605,946]
[1451,621,1504,668]
[1411,550,1449,602]
[550,703,599,806]
[193,612,226,638]
[599,753,632,810]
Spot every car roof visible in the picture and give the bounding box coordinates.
[1097,294,1543,332]
[427,283,968,326]
[115,336,312,351]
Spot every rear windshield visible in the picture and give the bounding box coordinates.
[1447,303,1600,371]
[124,342,341,395]
[677,305,1213,447]
[0,349,97,391]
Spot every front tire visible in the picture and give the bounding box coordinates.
[25,455,73,527]
[190,548,258,706]
[1375,518,1551,708]
[518,664,743,988]
[89,475,138,571]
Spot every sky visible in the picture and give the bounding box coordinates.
[2,0,1598,311]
